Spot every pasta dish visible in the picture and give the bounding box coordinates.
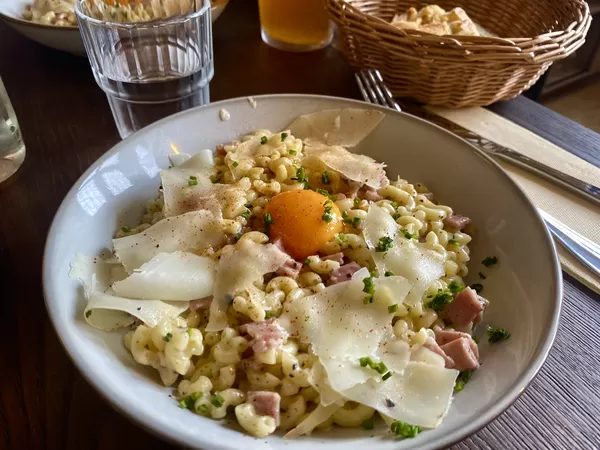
[70,108,509,439]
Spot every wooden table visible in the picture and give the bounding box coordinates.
[1,1,599,449]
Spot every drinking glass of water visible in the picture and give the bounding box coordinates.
[0,78,25,184]
[75,0,214,138]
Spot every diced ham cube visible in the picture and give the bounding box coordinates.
[276,258,303,279]
[328,262,362,285]
[240,319,287,353]
[322,252,344,265]
[444,214,471,230]
[443,287,487,327]
[189,296,212,312]
[423,338,455,369]
[216,144,226,156]
[440,337,479,371]
[433,325,479,360]
[247,391,281,426]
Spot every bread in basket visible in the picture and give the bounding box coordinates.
[327,0,591,107]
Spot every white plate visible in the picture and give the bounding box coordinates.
[0,0,228,55]
[43,94,562,449]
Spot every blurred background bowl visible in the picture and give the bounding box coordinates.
[0,0,229,56]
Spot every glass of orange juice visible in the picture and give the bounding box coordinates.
[258,0,333,51]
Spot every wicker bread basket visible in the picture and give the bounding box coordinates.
[327,0,591,107]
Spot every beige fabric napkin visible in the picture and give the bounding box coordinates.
[428,106,600,294]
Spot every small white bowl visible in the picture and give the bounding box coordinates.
[0,0,228,56]
[43,94,562,450]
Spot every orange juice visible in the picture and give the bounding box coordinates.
[258,0,332,51]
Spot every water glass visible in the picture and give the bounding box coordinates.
[75,0,214,138]
[0,78,25,184]
[258,0,333,51]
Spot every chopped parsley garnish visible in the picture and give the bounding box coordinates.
[265,311,273,319]
[353,197,361,208]
[384,271,394,277]
[187,328,193,336]
[361,418,374,430]
[240,209,251,220]
[164,333,173,342]
[382,371,393,381]
[85,310,92,318]
[291,167,309,184]
[401,229,417,240]
[188,175,198,186]
[196,404,210,415]
[470,283,483,294]
[342,211,361,226]
[362,276,375,294]
[281,132,288,141]
[260,136,268,145]
[425,289,454,312]
[232,161,239,168]
[482,256,498,267]
[211,176,221,184]
[359,357,387,374]
[390,201,399,209]
[289,149,297,155]
[388,304,399,314]
[486,325,511,343]
[448,238,459,246]
[448,280,464,294]
[322,171,331,184]
[316,188,332,199]
[375,236,394,252]
[120,226,130,233]
[304,258,310,265]
[336,233,347,243]
[454,370,472,392]
[390,421,421,439]
[211,394,225,408]
[478,272,487,280]
[178,392,202,409]
[363,295,375,304]
[264,212,275,234]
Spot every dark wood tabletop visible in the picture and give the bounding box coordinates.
[1,1,599,449]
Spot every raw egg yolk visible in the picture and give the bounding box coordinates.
[264,190,343,260]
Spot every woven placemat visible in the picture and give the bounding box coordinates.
[429,106,600,294]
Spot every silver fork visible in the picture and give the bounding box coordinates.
[355,69,600,278]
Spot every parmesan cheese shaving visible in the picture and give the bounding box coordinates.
[206,240,290,332]
[112,251,215,301]
[288,108,385,147]
[113,211,226,273]
[303,144,388,189]
[363,204,445,306]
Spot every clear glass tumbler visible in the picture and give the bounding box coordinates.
[258,0,333,51]
[0,78,26,183]
[75,0,214,138]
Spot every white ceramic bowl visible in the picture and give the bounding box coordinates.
[43,95,562,450]
[0,0,228,55]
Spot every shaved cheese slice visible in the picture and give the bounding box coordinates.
[281,277,411,359]
[112,251,215,301]
[284,403,341,439]
[70,254,187,331]
[227,135,263,163]
[341,362,458,428]
[363,204,445,306]
[303,144,388,189]
[288,108,385,147]
[113,210,225,273]
[206,240,290,332]
[308,363,344,407]
[84,290,188,331]
[177,150,214,171]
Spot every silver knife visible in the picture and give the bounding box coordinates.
[399,102,600,208]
